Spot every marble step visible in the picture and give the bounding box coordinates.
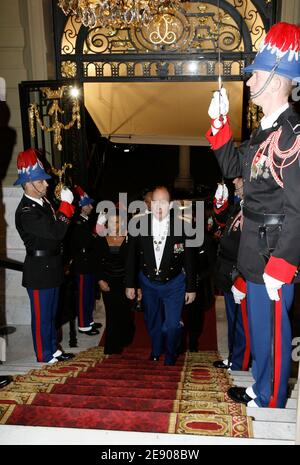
[286,398,297,409]
[247,407,297,423]
[0,425,295,445]
[253,421,296,441]
[0,370,28,375]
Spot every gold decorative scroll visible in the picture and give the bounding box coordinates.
[28,87,81,152]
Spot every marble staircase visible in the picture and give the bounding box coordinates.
[0,296,298,444]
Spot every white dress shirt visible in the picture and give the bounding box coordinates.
[152,215,170,272]
[25,194,43,207]
[260,103,289,130]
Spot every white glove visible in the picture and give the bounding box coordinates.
[60,187,74,204]
[96,211,107,236]
[215,183,229,208]
[208,88,229,120]
[97,212,106,225]
[231,285,246,304]
[263,273,284,302]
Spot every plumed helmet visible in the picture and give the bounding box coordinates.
[14,148,51,186]
[74,185,94,207]
[244,22,300,82]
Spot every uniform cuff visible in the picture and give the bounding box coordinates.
[58,201,75,218]
[213,198,229,214]
[264,256,298,284]
[234,276,247,294]
[206,119,233,150]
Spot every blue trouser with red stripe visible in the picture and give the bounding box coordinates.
[247,281,294,408]
[224,291,251,371]
[27,288,60,363]
[139,272,186,363]
[76,274,96,329]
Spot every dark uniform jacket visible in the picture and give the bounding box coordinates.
[125,210,196,292]
[15,195,71,289]
[69,215,98,275]
[214,202,242,292]
[95,236,128,283]
[207,106,300,284]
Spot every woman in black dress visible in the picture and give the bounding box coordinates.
[96,211,135,354]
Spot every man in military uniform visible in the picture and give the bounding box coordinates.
[125,186,196,366]
[213,180,251,372]
[15,148,75,364]
[206,22,300,408]
[70,186,100,336]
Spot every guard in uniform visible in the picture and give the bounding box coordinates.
[213,180,251,372]
[14,148,75,363]
[70,186,100,336]
[125,186,196,365]
[206,22,300,408]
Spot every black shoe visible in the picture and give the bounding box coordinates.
[189,346,198,353]
[213,360,231,369]
[92,322,102,329]
[0,375,13,389]
[149,353,160,361]
[164,355,176,366]
[55,352,75,362]
[78,328,100,336]
[227,387,253,405]
[69,341,78,348]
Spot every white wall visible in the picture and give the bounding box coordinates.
[0,0,50,324]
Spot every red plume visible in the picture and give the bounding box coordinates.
[264,22,300,52]
[17,148,38,170]
[74,185,85,197]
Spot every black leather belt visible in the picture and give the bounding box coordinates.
[242,206,285,226]
[27,249,61,257]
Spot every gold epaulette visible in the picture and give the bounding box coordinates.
[21,206,31,213]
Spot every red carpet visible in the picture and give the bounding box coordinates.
[0,348,253,438]
[100,302,218,351]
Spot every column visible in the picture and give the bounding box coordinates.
[281,0,300,23]
[174,146,194,191]
[296,364,300,444]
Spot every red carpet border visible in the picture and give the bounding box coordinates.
[0,347,253,438]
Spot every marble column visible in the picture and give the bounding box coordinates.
[297,364,300,445]
[280,1,300,445]
[280,0,300,24]
[174,146,194,191]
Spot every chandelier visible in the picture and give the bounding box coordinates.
[57,0,183,29]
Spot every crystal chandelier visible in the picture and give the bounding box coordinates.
[58,0,183,29]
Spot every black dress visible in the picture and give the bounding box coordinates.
[96,237,135,354]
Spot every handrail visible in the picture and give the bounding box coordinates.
[0,259,23,272]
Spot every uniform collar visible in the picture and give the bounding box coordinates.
[260,103,289,130]
[24,194,43,207]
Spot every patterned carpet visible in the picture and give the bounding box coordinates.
[0,347,253,438]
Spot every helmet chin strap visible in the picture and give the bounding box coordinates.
[31,182,46,197]
[250,58,282,99]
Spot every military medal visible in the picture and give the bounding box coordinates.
[250,150,268,181]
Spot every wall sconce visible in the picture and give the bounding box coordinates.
[28,86,81,152]
[52,162,73,200]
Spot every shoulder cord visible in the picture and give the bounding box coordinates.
[252,128,300,187]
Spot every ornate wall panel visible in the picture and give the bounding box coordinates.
[53,0,279,82]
